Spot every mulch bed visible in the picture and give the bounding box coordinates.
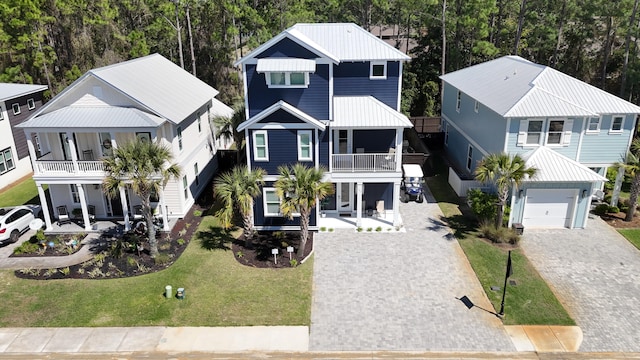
[232,231,313,268]
[600,211,640,228]
[10,234,86,257]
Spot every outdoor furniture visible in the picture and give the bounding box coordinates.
[87,205,96,223]
[82,149,94,160]
[57,205,71,226]
[375,200,385,218]
[132,205,143,220]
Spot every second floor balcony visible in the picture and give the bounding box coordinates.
[34,154,105,178]
[331,153,398,173]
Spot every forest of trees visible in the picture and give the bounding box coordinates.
[2,0,640,117]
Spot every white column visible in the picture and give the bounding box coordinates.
[77,184,91,231]
[393,181,401,226]
[120,186,131,231]
[159,187,169,231]
[395,128,403,171]
[66,132,80,173]
[611,166,625,207]
[25,132,38,174]
[356,182,363,227]
[37,183,52,231]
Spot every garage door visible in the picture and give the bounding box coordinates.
[522,189,577,228]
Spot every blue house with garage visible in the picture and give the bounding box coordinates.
[440,55,640,229]
[235,23,412,230]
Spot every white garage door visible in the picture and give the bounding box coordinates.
[522,189,577,228]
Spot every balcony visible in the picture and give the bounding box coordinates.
[331,153,397,172]
[34,160,105,177]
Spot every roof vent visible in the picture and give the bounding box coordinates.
[513,68,517,75]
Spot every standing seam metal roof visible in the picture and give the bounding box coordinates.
[333,96,413,128]
[521,146,608,182]
[0,83,47,102]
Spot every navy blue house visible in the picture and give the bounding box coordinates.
[235,23,412,230]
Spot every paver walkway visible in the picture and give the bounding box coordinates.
[521,215,640,352]
[309,187,515,351]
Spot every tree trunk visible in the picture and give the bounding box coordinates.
[242,211,254,248]
[143,195,157,258]
[620,0,639,97]
[297,209,310,258]
[551,0,567,67]
[625,174,640,221]
[513,0,527,55]
[600,16,614,89]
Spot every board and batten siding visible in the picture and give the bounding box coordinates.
[248,128,315,174]
[333,61,400,109]
[577,114,635,164]
[246,64,330,120]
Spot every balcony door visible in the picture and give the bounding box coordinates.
[334,129,352,154]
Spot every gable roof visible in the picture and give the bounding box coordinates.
[235,23,410,66]
[237,100,325,131]
[0,83,47,102]
[521,146,608,182]
[333,96,413,128]
[440,55,640,117]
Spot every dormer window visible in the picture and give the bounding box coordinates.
[257,58,315,89]
[370,61,387,79]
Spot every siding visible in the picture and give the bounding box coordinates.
[249,128,315,174]
[333,61,400,109]
[246,64,329,119]
[506,117,582,160]
[353,129,395,152]
[255,37,320,59]
[319,129,329,167]
[8,92,45,159]
[578,114,634,164]
[443,119,483,177]
[254,181,317,228]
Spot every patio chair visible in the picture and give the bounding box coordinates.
[132,205,144,220]
[375,200,385,218]
[384,148,396,169]
[82,149,94,161]
[57,205,71,226]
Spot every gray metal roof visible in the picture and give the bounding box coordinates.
[521,146,607,182]
[236,23,410,65]
[17,105,165,130]
[333,96,413,128]
[256,58,316,72]
[440,56,640,117]
[0,83,47,101]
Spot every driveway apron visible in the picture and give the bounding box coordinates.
[309,188,514,351]
[521,216,640,352]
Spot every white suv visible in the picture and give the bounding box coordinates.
[0,205,40,245]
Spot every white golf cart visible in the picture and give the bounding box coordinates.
[400,164,425,203]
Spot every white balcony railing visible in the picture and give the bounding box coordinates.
[35,160,105,176]
[331,153,397,172]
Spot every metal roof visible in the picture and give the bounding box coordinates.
[0,83,47,102]
[210,98,234,118]
[17,106,165,130]
[256,58,316,72]
[333,96,413,128]
[236,23,410,65]
[237,100,325,131]
[440,55,640,117]
[521,146,607,182]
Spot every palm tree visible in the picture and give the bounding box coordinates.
[214,166,266,247]
[275,164,334,258]
[212,102,246,164]
[474,152,537,227]
[617,139,640,221]
[103,140,181,258]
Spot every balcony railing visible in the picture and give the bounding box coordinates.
[331,153,397,172]
[35,160,105,176]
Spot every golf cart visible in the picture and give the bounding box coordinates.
[400,164,424,203]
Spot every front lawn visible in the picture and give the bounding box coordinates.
[0,215,312,327]
[618,228,640,251]
[0,178,43,207]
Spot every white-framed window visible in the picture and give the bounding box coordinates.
[197,112,202,133]
[70,184,80,203]
[456,91,461,112]
[610,115,624,133]
[263,188,281,216]
[444,122,449,146]
[194,163,199,186]
[27,98,35,110]
[546,120,565,144]
[474,100,479,113]
[370,61,387,79]
[177,126,183,150]
[183,175,188,199]
[586,117,601,133]
[12,103,20,115]
[297,130,312,161]
[265,72,309,88]
[517,119,544,146]
[466,145,473,171]
[253,130,269,161]
[0,147,15,174]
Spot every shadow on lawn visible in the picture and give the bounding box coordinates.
[196,225,234,251]
[441,214,477,240]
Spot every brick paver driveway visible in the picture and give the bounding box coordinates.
[521,216,640,352]
[309,192,514,351]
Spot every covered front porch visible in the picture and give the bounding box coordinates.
[45,217,179,234]
[317,210,402,230]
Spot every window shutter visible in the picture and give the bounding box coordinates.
[517,120,527,146]
[563,119,573,145]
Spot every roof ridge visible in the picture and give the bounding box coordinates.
[90,53,161,74]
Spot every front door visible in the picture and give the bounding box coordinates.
[337,183,353,214]
[107,193,123,217]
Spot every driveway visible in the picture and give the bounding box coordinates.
[521,216,640,352]
[309,189,515,351]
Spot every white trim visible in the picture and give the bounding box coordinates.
[252,130,269,161]
[543,118,571,146]
[265,71,310,88]
[609,115,624,133]
[329,64,334,120]
[503,118,511,153]
[397,62,403,111]
[0,106,4,120]
[12,103,20,115]
[518,118,545,147]
[576,117,587,162]
[250,123,321,130]
[242,64,250,121]
[176,125,183,151]
[441,114,489,156]
[585,116,601,134]
[370,61,387,80]
[263,188,282,217]
[297,130,313,161]
[237,100,325,131]
[443,122,449,147]
[315,128,320,169]
[27,98,35,110]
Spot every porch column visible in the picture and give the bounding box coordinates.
[393,181,401,226]
[119,186,131,231]
[395,128,403,171]
[77,184,91,231]
[610,165,625,207]
[37,183,52,231]
[66,132,80,173]
[356,182,363,227]
[25,132,38,174]
[110,132,117,150]
[159,187,169,231]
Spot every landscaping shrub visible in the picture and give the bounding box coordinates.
[605,168,617,191]
[467,188,498,222]
[608,206,620,214]
[594,203,609,215]
[478,220,520,244]
[13,240,41,255]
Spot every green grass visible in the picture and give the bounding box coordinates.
[0,216,312,327]
[618,228,640,251]
[426,153,574,325]
[0,178,44,207]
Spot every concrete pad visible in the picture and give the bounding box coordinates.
[504,326,535,352]
[522,326,565,352]
[551,326,583,352]
[5,328,55,353]
[117,327,165,352]
[0,329,21,352]
[78,327,127,352]
[42,328,91,352]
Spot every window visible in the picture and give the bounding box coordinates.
[0,148,15,174]
[466,145,473,170]
[547,120,565,144]
[12,103,20,115]
[183,176,188,199]
[587,117,601,133]
[253,131,268,161]
[266,72,309,87]
[27,98,35,110]
[370,62,387,79]
[474,100,479,113]
[611,116,624,133]
[298,130,312,161]
[194,163,199,186]
[263,188,281,216]
[197,112,202,133]
[526,120,543,145]
[456,91,461,112]
[70,184,80,203]
[177,126,183,150]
